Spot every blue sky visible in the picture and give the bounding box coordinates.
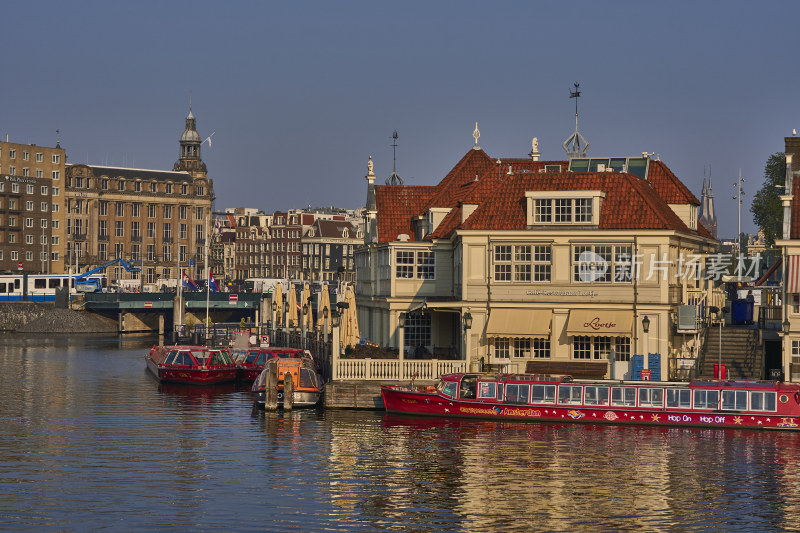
[2,1,798,238]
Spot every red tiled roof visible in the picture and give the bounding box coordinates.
[375,186,436,242]
[461,172,692,232]
[374,148,710,242]
[647,160,699,205]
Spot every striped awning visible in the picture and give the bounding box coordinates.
[788,255,800,294]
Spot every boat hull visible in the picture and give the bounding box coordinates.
[146,358,238,385]
[253,389,322,408]
[381,386,800,431]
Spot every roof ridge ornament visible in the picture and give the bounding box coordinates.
[562,82,589,158]
[529,137,540,161]
[473,122,481,150]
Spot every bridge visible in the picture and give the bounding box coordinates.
[83,292,267,333]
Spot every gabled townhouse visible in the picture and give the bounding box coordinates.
[355,134,718,380]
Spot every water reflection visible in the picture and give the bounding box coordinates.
[2,335,800,531]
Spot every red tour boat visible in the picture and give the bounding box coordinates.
[145,345,238,385]
[381,373,800,431]
[235,347,310,382]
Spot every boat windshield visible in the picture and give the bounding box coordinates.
[164,350,180,365]
[299,368,318,388]
[209,350,233,365]
[244,350,260,364]
[436,379,458,398]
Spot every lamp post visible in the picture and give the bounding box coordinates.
[641,315,650,378]
[462,307,472,363]
[302,303,308,348]
[398,311,406,379]
[271,301,277,346]
[784,318,791,381]
[283,301,288,334]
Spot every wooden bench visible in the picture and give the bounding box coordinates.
[525,360,608,379]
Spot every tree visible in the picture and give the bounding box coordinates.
[750,153,786,247]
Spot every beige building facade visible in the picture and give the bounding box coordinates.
[356,140,719,380]
[64,110,214,287]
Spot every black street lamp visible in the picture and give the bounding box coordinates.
[463,308,472,331]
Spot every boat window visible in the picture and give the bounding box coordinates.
[441,381,457,398]
[164,350,179,365]
[299,368,316,388]
[220,350,233,364]
[666,389,691,409]
[174,352,193,366]
[639,388,664,408]
[496,384,504,401]
[584,386,609,406]
[478,381,497,399]
[721,390,748,411]
[245,350,260,364]
[558,385,583,405]
[505,384,529,404]
[611,387,636,407]
[192,350,209,364]
[531,384,556,404]
[693,389,720,410]
[255,352,267,365]
[459,376,477,399]
[750,391,777,412]
[0,283,6,293]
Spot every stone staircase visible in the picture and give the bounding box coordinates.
[700,326,761,380]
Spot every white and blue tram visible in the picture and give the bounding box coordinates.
[0,273,105,302]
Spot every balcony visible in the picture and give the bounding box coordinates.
[131,235,142,242]
[72,233,87,241]
[162,237,173,243]
[98,234,109,242]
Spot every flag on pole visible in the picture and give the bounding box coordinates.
[182,270,198,291]
[215,218,222,234]
[209,271,218,293]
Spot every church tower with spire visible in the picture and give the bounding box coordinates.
[699,176,717,238]
[174,107,207,179]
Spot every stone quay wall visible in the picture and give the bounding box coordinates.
[0,303,118,334]
[0,302,53,332]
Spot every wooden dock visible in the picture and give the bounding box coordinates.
[324,380,435,409]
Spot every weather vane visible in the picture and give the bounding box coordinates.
[563,82,589,158]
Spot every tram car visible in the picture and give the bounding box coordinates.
[0,273,104,302]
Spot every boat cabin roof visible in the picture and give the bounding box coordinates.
[440,373,799,391]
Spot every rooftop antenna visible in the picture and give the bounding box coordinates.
[562,82,589,158]
[385,130,403,185]
[56,129,61,149]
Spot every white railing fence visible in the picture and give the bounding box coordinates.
[333,358,468,381]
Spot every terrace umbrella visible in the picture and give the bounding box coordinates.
[287,283,298,328]
[316,283,331,331]
[302,283,313,331]
[273,283,284,327]
[345,284,360,348]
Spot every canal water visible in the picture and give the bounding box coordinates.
[2,335,800,532]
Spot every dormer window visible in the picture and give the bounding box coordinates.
[526,191,604,226]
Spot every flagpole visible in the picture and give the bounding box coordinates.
[176,249,182,337]
[205,217,210,337]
